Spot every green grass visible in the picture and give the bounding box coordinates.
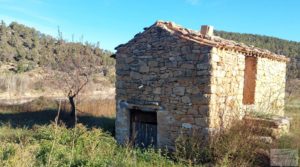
[273,103,300,165]
[0,124,182,167]
[0,97,299,166]
[0,99,182,166]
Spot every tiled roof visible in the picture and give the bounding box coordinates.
[154,21,289,62]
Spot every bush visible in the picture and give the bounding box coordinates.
[174,121,270,166]
[175,131,213,164]
[16,62,35,73]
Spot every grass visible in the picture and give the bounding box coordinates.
[0,97,116,118]
[0,98,181,166]
[0,97,116,132]
[0,124,180,167]
[175,121,272,166]
[74,99,115,117]
[272,100,300,164]
[0,96,299,166]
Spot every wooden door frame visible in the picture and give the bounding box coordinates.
[129,109,157,147]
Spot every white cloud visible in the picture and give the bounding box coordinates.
[1,5,58,24]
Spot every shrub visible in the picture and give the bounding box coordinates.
[16,62,35,73]
[175,121,270,166]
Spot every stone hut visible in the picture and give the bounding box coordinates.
[114,21,289,149]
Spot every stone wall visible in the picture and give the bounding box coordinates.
[115,26,212,149]
[208,48,287,131]
[208,48,245,129]
[255,57,286,116]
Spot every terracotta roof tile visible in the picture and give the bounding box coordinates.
[154,21,289,62]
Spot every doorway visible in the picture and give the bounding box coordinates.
[130,109,157,148]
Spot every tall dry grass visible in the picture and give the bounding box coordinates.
[0,97,116,118]
[0,97,116,133]
[272,101,300,165]
[76,99,115,117]
[175,120,271,166]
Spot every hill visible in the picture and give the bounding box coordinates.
[215,30,300,58]
[0,21,299,82]
[0,21,116,104]
[0,21,114,73]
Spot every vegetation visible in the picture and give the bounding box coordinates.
[215,30,300,58]
[175,121,271,166]
[46,40,103,126]
[0,124,180,167]
[0,20,116,126]
[0,98,178,166]
[0,97,116,132]
[0,97,298,166]
[0,21,114,73]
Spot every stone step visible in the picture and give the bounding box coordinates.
[243,116,290,139]
[244,116,290,128]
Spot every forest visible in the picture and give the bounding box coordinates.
[0,21,113,73]
[1,21,300,74]
[215,30,300,58]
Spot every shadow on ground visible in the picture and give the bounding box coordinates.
[0,109,115,135]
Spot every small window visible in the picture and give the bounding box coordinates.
[243,56,257,105]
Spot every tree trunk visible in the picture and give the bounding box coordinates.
[68,96,77,126]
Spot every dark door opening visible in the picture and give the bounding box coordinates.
[130,109,157,148]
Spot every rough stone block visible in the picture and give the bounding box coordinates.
[182,96,191,104]
[173,86,185,96]
[130,71,142,79]
[195,117,208,127]
[197,63,210,70]
[139,64,150,73]
[181,115,194,123]
[181,63,194,69]
[153,87,162,95]
[148,61,159,67]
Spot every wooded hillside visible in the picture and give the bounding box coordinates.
[0,21,299,76]
[215,30,300,58]
[0,21,114,73]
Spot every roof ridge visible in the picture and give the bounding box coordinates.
[153,21,289,62]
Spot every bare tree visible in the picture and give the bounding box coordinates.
[47,41,103,126]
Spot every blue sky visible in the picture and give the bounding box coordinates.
[0,0,299,51]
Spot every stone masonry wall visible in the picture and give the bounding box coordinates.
[208,48,245,129]
[255,57,286,116]
[208,48,287,131]
[115,26,212,149]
